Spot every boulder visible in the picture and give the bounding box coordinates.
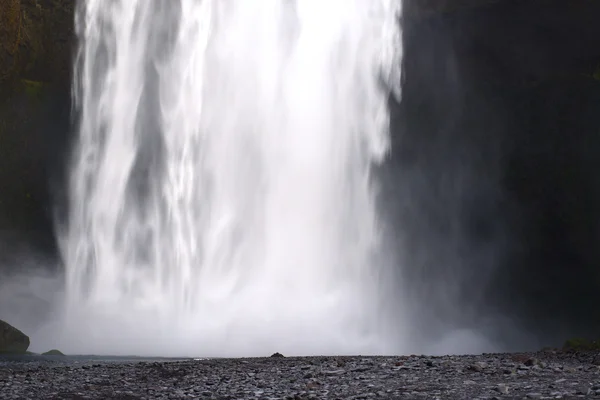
[0,319,30,353]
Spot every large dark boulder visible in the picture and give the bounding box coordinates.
[0,319,30,353]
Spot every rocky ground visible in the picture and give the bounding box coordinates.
[2,350,600,399]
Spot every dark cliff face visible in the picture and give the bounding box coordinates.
[382,0,600,346]
[0,0,74,256]
[1,0,600,347]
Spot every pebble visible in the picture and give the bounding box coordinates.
[1,351,600,399]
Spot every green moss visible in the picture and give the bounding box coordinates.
[21,79,47,99]
[563,338,600,351]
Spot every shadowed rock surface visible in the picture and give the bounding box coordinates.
[381,0,600,346]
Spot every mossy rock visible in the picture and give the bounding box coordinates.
[563,338,600,352]
[0,0,22,80]
[42,349,65,356]
[0,319,29,353]
[21,79,47,101]
[0,0,75,84]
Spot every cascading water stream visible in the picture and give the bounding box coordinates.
[58,0,404,357]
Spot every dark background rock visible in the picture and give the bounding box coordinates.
[381,0,600,346]
[0,0,73,259]
[403,0,503,20]
[1,0,600,349]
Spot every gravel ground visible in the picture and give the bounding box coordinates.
[2,350,600,399]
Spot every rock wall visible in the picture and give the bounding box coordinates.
[0,0,74,85]
[0,0,74,255]
[383,0,600,346]
[0,0,21,81]
[403,0,502,20]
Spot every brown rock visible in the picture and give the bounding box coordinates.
[0,0,21,80]
[0,0,75,84]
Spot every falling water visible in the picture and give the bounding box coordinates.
[59,0,404,357]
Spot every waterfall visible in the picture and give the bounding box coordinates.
[60,0,403,357]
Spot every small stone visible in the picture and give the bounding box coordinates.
[526,393,542,399]
[496,384,509,394]
[576,386,592,395]
[524,358,538,366]
[469,362,487,372]
[322,369,345,375]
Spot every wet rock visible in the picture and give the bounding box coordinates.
[0,319,29,353]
